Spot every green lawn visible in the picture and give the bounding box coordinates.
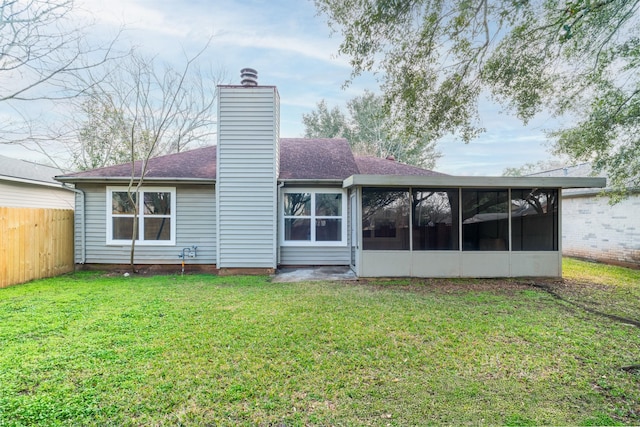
[0,259,638,426]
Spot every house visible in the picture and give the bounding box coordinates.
[55,72,605,277]
[530,163,640,268]
[0,155,74,209]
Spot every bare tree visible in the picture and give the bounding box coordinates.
[69,48,221,161]
[0,0,121,162]
[125,50,217,272]
[3,0,92,101]
[76,47,222,272]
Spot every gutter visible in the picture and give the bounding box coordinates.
[278,179,344,186]
[62,184,86,264]
[1,175,75,189]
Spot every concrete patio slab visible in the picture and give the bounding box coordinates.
[272,266,357,283]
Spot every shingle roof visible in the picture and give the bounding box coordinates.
[58,145,217,180]
[280,138,359,180]
[0,154,65,184]
[56,138,444,181]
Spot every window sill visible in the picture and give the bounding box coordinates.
[281,241,348,247]
[107,241,176,247]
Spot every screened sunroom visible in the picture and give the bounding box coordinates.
[344,175,605,278]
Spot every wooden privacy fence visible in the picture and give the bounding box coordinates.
[0,207,74,288]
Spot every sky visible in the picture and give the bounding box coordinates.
[1,0,562,176]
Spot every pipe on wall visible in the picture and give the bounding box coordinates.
[62,184,86,264]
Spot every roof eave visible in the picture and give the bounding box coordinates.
[564,185,640,198]
[279,178,345,186]
[2,175,72,189]
[342,175,607,189]
[55,176,216,184]
[217,84,278,89]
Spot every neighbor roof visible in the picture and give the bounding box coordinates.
[0,154,67,187]
[528,163,598,179]
[528,162,617,195]
[355,156,444,177]
[56,138,444,183]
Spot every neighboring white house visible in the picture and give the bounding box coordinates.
[55,71,605,278]
[0,155,75,209]
[531,164,640,268]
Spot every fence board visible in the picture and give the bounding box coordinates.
[0,207,74,288]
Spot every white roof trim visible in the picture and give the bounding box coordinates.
[1,175,73,189]
[279,179,343,185]
[342,174,607,189]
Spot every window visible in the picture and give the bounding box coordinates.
[362,188,410,250]
[511,188,558,251]
[413,189,459,250]
[282,189,346,245]
[462,189,509,251]
[107,187,176,245]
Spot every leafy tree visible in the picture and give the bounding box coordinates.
[72,95,130,170]
[314,0,640,194]
[303,91,439,168]
[302,100,348,139]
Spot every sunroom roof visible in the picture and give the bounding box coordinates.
[342,175,607,189]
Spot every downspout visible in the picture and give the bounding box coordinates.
[276,181,285,266]
[62,184,86,264]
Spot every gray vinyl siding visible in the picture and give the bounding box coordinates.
[279,247,350,265]
[216,86,279,268]
[0,181,75,209]
[274,94,280,177]
[76,184,216,265]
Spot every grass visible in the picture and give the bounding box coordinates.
[557,258,640,324]
[0,260,638,426]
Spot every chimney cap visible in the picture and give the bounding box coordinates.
[240,68,258,87]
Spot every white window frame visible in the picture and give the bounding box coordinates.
[281,188,347,247]
[106,186,176,246]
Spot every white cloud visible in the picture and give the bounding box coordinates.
[3,0,561,175]
[210,33,346,66]
[75,0,346,65]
